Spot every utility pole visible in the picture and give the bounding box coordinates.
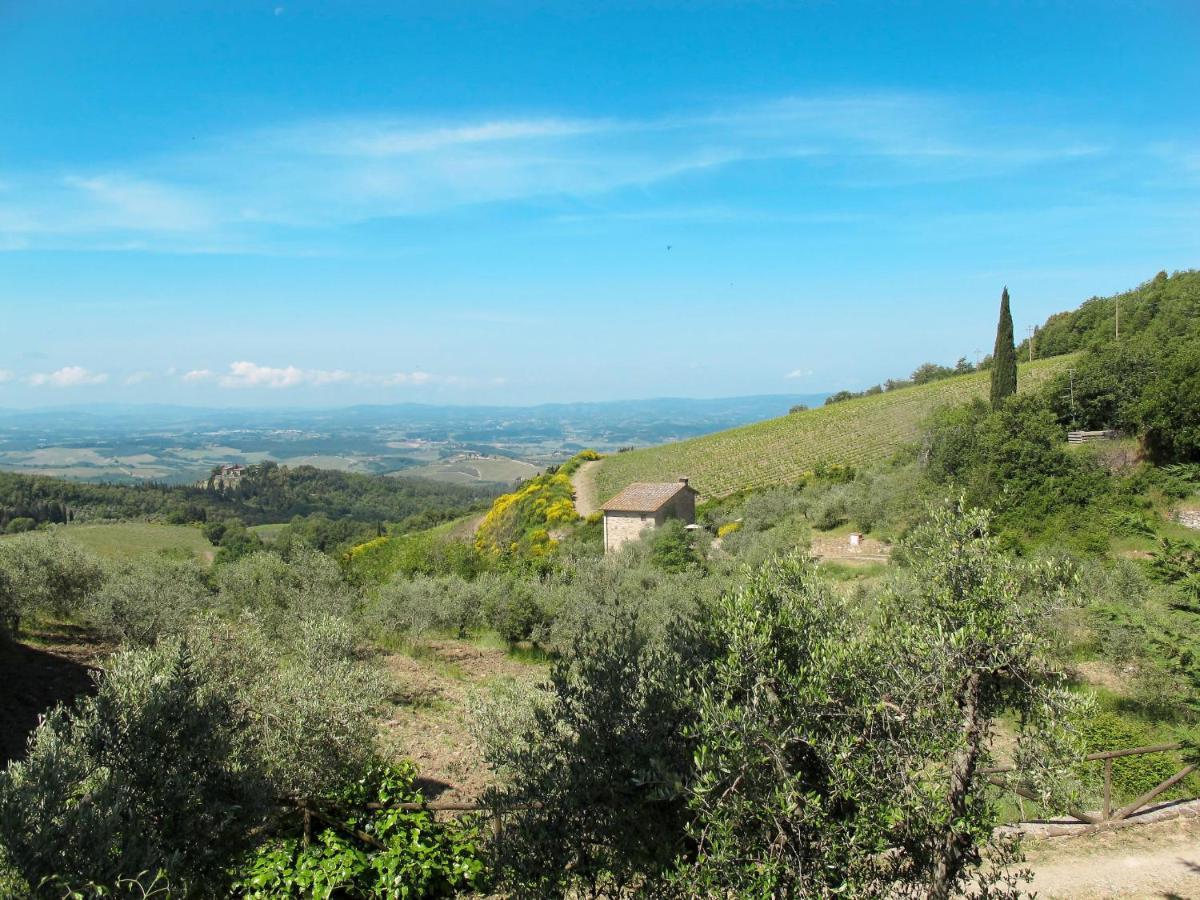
[1026,326,1035,363]
[1115,295,1120,340]
[1068,368,1076,423]
[974,349,982,369]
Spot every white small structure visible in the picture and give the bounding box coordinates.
[601,478,699,554]
[848,532,863,547]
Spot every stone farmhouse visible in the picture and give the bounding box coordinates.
[601,477,698,554]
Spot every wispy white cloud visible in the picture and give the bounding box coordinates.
[785,368,814,379]
[196,362,460,389]
[219,361,305,389]
[124,370,154,385]
[27,366,108,387]
[0,370,13,383]
[0,91,1127,252]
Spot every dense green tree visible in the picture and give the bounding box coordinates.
[1137,345,1200,463]
[990,287,1017,410]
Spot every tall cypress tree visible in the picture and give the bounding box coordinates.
[990,286,1017,410]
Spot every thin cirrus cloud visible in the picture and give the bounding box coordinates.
[27,366,109,387]
[183,362,449,389]
[0,92,1123,250]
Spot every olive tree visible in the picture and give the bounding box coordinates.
[0,532,104,639]
[214,546,359,637]
[678,502,1081,898]
[88,556,213,646]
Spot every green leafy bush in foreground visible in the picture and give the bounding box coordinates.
[234,762,485,899]
[0,616,384,897]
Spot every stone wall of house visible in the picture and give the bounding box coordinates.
[670,490,696,524]
[604,510,656,553]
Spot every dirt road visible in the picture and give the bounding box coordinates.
[571,459,602,517]
[1023,815,1200,898]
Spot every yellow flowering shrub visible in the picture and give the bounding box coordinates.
[474,455,595,560]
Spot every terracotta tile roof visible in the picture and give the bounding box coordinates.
[601,481,695,513]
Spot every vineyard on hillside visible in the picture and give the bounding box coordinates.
[594,356,1076,502]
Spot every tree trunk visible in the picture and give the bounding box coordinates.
[928,671,984,900]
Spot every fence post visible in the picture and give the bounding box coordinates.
[1103,759,1113,821]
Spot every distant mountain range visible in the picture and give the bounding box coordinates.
[0,395,829,430]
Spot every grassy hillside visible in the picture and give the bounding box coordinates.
[40,522,212,563]
[595,356,1075,501]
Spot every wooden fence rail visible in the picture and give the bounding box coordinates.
[983,742,1196,825]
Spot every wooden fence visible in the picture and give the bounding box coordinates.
[984,742,1196,825]
[1067,429,1119,444]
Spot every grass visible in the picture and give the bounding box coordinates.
[594,356,1076,502]
[45,522,213,563]
[248,523,289,542]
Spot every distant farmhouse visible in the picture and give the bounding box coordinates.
[601,478,698,554]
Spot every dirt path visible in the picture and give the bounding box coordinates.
[571,459,602,517]
[1023,815,1200,898]
[380,639,545,803]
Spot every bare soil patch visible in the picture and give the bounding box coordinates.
[379,639,545,803]
[1071,659,1139,696]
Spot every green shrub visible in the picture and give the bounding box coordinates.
[234,761,485,899]
[482,574,549,645]
[88,556,214,646]
[365,572,487,638]
[0,615,385,896]
[0,641,270,895]
[807,483,852,530]
[649,519,699,573]
[215,547,360,639]
[479,608,706,898]
[0,531,105,638]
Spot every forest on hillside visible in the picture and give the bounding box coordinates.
[0,462,496,532]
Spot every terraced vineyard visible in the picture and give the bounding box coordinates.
[594,356,1076,502]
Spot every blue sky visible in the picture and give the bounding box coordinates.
[1,0,1197,407]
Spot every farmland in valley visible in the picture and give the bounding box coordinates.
[394,454,541,486]
[594,356,1076,502]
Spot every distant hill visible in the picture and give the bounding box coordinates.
[593,357,1074,502]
